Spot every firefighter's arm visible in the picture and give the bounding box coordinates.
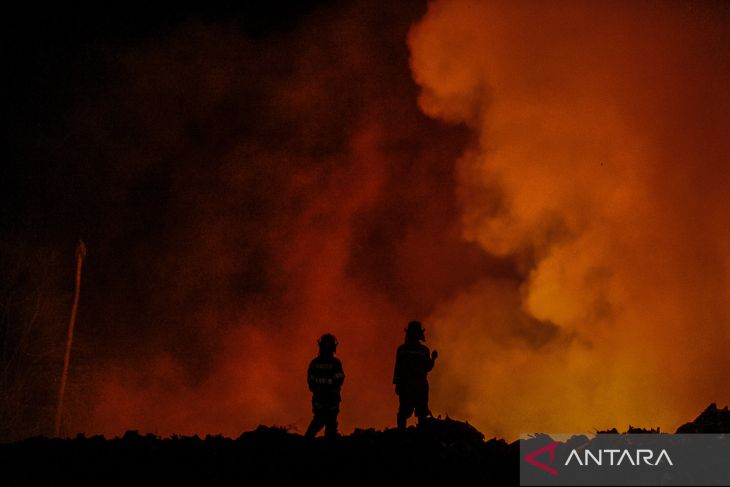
[333,360,345,387]
[392,349,402,385]
[307,363,317,392]
[393,350,402,394]
[426,348,437,371]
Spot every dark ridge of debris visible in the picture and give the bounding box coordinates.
[0,404,727,486]
[593,403,730,435]
[676,403,730,434]
[596,425,661,434]
[0,417,517,486]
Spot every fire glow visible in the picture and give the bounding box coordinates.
[18,1,727,442]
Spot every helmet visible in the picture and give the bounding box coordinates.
[318,333,338,354]
[405,320,425,341]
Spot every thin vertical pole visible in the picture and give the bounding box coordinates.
[54,240,86,437]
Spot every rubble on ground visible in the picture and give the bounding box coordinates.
[0,404,726,486]
[676,403,730,433]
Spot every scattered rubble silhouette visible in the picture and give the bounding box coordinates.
[676,403,730,434]
[0,404,726,486]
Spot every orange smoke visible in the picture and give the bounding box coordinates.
[410,0,730,438]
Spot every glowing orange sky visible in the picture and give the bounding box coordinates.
[410,0,730,438]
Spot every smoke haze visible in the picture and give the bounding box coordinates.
[411,0,730,437]
[3,1,729,441]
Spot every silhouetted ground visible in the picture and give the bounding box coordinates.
[1,405,727,486]
[676,403,730,434]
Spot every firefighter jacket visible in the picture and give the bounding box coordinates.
[307,355,345,405]
[393,341,434,387]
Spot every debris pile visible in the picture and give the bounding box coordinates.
[0,417,516,486]
[0,404,727,485]
[676,403,730,434]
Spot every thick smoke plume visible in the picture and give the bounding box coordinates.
[44,2,509,438]
[410,0,730,438]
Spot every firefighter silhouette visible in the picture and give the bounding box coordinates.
[305,333,345,438]
[393,320,437,430]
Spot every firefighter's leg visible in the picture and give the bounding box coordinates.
[324,408,339,438]
[415,385,431,425]
[397,413,407,431]
[306,398,327,438]
[415,402,431,425]
[305,413,325,438]
[397,395,414,431]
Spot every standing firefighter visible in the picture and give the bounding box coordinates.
[305,333,345,438]
[393,320,438,430]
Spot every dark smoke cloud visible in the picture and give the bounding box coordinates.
[3,1,515,439]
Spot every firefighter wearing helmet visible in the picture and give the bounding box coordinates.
[393,320,438,430]
[305,333,345,438]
